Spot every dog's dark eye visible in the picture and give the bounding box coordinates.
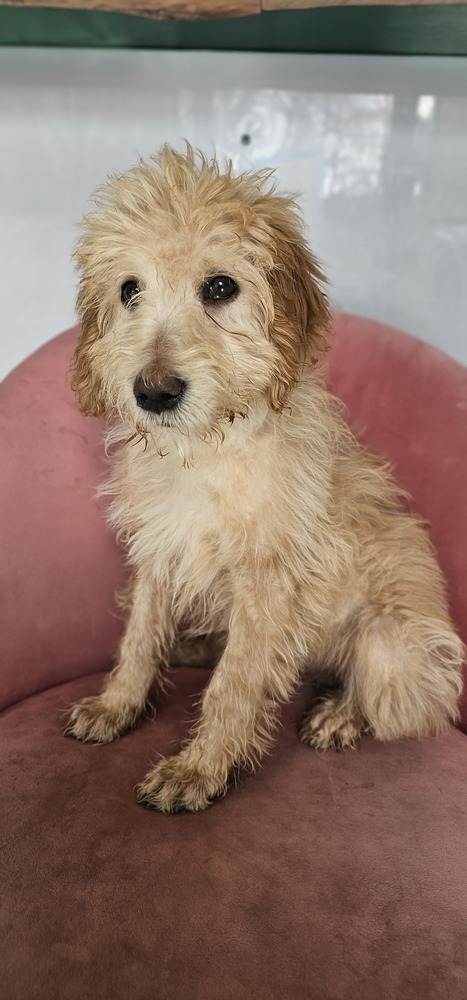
[121,279,141,306]
[203,275,238,302]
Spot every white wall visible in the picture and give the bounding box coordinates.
[1,48,466,379]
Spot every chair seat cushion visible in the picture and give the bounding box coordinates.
[1,667,465,1000]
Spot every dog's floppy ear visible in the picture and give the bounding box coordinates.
[71,271,108,417]
[262,200,330,412]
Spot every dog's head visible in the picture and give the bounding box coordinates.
[73,145,330,442]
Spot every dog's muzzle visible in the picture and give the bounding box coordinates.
[133,374,186,415]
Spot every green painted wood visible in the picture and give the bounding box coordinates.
[1,5,467,54]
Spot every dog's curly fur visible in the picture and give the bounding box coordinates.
[65,145,464,812]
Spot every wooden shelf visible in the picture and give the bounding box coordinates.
[1,0,258,17]
[2,0,464,21]
[264,0,461,8]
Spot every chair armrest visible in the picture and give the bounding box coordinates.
[0,328,123,712]
[327,313,467,731]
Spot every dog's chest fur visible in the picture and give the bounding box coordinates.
[109,417,292,624]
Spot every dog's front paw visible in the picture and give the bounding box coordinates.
[136,754,226,813]
[64,696,140,744]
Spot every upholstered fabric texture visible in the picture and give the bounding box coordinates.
[2,669,466,1000]
[1,314,466,1000]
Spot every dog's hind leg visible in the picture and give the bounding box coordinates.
[64,569,173,744]
[349,611,462,741]
[301,607,463,750]
[299,687,365,750]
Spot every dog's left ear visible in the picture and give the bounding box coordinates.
[263,203,331,411]
[71,276,108,417]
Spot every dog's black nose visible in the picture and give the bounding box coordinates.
[133,375,186,414]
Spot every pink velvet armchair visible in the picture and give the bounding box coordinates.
[1,313,466,1000]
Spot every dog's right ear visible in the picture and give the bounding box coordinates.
[71,278,107,417]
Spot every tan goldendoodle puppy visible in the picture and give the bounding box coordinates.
[65,145,463,812]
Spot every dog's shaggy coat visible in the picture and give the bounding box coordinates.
[65,146,464,812]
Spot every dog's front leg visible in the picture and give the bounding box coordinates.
[65,569,173,743]
[137,569,302,812]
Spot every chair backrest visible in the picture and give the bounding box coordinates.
[1,315,465,724]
